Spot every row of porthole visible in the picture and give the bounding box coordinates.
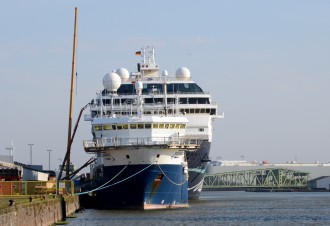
[94,123,187,131]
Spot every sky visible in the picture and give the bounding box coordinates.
[0,1,329,172]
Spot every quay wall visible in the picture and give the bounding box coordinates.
[0,195,80,226]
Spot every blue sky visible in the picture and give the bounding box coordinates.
[0,1,329,171]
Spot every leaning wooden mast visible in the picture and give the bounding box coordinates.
[66,7,78,178]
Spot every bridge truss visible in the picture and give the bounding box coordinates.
[203,168,310,190]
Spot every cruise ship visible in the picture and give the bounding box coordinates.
[82,73,203,209]
[82,46,223,207]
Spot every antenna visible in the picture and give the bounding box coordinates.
[76,72,78,95]
[5,141,14,158]
[28,144,34,165]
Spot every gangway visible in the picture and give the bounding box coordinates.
[203,168,310,190]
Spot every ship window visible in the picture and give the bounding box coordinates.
[145,124,151,129]
[206,109,210,113]
[199,128,204,132]
[210,109,216,115]
[168,109,172,114]
[112,125,117,130]
[195,109,200,113]
[175,124,180,129]
[170,124,175,129]
[189,109,194,114]
[95,125,102,131]
[165,124,169,129]
[159,124,165,129]
[180,124,186,129]
[138,124,144,129]
[156,154,160,158]
[167,98,175,104]
[116,84,135,95]
[180,98,188,104]
[103,125,111,130]
[126,155,130,159]
[145,111,151,114]
[123,124,128,129]
[201,109,205,113]
[153,124,159,129]
[102,99,110,105]
[117,124,123,130]
[92,111,97,117]
[130,124,137,129]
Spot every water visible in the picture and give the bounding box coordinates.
[68,191,330,225]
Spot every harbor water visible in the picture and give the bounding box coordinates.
[68,191,330,225]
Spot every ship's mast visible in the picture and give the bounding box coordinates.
[139,46,159,77]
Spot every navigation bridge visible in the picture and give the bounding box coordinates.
[203,168,310,190]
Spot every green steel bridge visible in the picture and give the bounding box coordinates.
[203,168,310,190]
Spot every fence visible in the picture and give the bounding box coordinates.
[0,180,74,196]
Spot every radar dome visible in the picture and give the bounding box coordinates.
[135,81,143,92]
[115,68,130,81]
[162,70,169,76]
[103,72,121,92]
[176,67,191,81]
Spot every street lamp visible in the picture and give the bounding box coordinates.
[28,144,34,165]
[47,150,52,170]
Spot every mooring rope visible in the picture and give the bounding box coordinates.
[76,163,129,195]
[157,164,187,186]
[188,180,203,191]
[76,163,153,195]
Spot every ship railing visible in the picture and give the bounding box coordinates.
[83,137,203,152]
[89,100,216,109]
[89,103,219,115]
[99,91,210,96]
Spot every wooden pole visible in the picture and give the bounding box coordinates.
[66,7,78,178]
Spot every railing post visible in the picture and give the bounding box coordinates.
[71,180,74,195]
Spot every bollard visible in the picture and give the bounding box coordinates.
[9,200,15,206]
[60,195,66,221]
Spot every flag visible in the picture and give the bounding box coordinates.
[135,51,141,56]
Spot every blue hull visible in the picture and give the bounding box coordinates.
[93,164,188,209]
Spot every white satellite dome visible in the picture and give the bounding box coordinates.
[176,67,191,81]
[103,72,121,92]
[135,80,143,92]
[115,67,130,81]
[162,70,169,76]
